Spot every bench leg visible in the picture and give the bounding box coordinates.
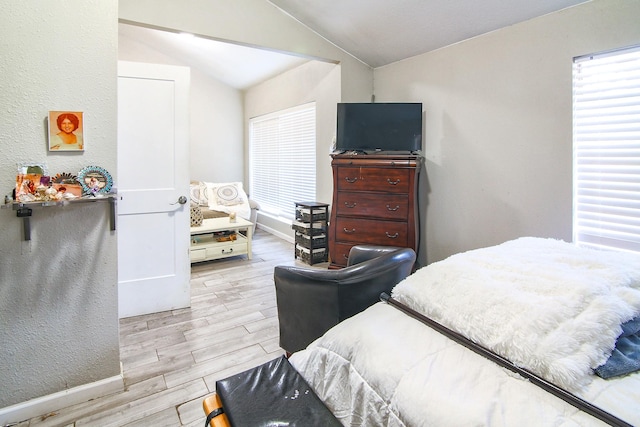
[203,393,230,427]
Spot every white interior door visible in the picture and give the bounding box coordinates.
[117,61,190,318]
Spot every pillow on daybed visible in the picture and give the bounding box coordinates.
[189,181,208,206]
[212,182,245,206]
[205,182,252,221]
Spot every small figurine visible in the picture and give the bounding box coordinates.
[44,186,57,201]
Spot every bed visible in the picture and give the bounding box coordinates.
[289,237,640,426]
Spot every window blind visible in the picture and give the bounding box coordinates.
[573,46,640,253]
[250,103,316,220]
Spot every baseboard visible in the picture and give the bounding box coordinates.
[255,222,294,243]
[0,373,124,426]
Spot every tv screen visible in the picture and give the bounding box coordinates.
[336,103,422,153]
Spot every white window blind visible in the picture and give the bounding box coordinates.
[250,103,316,220]
[573,46,640,253]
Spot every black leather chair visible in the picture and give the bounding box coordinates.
[274,245,416,354]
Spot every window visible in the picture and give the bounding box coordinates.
[249,102,316,220]
[573,46,640,253]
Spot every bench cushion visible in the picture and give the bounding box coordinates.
[215,356,340,426]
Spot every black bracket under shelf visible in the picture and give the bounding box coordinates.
[3,195,117,241]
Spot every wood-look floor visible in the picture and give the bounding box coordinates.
[24,229,319,427]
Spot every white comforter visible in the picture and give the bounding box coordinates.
[290,238,640,426]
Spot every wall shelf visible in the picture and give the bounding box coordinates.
[2,195,116,240]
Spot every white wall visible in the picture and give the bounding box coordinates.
[244,60,341,238]
[118,27,245,182]
[190,71,245,182]
[374,0,640,265]
[0,0,120,414]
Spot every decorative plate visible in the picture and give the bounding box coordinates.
[52,172,78,184]
[77,166,113,194]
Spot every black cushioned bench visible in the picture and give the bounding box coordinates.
[203,356,341,427]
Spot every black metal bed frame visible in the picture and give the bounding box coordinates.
[380,293,632,427]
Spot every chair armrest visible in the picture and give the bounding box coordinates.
[274,266,342,353]
[347,245,407,266]
[274,247,416,353]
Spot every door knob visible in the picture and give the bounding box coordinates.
[171,196,188,205]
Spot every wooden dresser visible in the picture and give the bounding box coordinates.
[328,153,422,268]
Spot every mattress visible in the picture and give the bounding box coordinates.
[290,237,640,426]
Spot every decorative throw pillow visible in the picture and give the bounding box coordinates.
[190,203,204,226]
[215,183,245,206]
[190,181,208,206]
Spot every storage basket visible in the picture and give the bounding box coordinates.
[292,220,326,236]
[295,232,327,248]
[295,246,327,264]
[295,207,328,222]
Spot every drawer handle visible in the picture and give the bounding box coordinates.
[385,232,399,239]
[386,204,400,211]
[344,202,357,208]
[345,177,358,183]
[222,248,234,253]
[387,179,400,185]
[343,228,356,234]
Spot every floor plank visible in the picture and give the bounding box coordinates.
[25,229,322,426]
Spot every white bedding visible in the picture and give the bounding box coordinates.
[290,238,640,426]
[394,237,640,391]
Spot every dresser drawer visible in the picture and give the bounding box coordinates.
[336,192,408,220]
[190,247,207,262]
[331,242,355,267]
[335,217,408,246]
[337,167,410,192]
[205,241,248,259]
[190,233,249,263]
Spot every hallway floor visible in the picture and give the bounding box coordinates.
[24,229,308,426]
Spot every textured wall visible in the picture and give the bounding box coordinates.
[0,1,120,408]
[374,0,640,266]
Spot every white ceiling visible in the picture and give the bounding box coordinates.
[119,0,590,89]
[118,23,309,90]
[268,0,591,68]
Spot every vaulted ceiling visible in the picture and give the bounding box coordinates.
[119,0,590,89]
[118,23,309,89]
[267,0,590,68]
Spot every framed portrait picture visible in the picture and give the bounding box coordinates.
[48,111,84,151]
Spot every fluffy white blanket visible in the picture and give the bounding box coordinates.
[392,237,640,391]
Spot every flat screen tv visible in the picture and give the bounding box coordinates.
[336,102,422,153]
